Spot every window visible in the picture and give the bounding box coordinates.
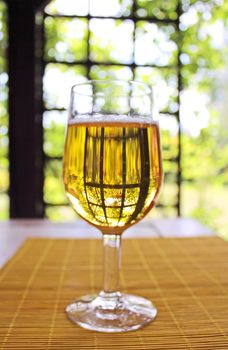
[43,0,182,220]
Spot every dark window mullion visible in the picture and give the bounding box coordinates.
[43,12,177,25]
[87,0,91,79]
[176,1,183,216]
[44,60,177,70]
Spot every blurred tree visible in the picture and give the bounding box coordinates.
[178,0,228,234]
[42,0,228,233]
[0,0,228,235]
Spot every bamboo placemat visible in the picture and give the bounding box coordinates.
[0,236,228,349]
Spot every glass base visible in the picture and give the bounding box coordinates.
[66,292,157,332]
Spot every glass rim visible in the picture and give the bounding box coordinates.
[71,79,153,98]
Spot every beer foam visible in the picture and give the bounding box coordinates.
[68,114,157,125]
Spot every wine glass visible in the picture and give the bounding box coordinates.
[63,80,162,332]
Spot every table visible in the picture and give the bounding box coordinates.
[2,218,227,350]
[0,217,213,268]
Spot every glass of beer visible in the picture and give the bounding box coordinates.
[63,80,162,332]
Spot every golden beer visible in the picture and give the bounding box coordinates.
[63,119,162,233]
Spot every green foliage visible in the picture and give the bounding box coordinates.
[44,119,65,158]
[149,205,177,218]
[45,205,76,221]
[90,19,134,64]
[43,63,87,109]
[42,0,228,230]
[181,120,228,236]
[158,182,178,206]
[161,130,179,160]
[136,0,178,20]
[0,193,9,220]
[180,0,228,88]
[0,1,7,69]
[182,121,228,185]
[90,65,133,81]
[135,67,178,113]
[135,21,178,66]
[0,0,228,234]
[44,160,67,204]
[44,17,88,62]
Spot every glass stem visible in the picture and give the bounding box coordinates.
[102,234,121,295]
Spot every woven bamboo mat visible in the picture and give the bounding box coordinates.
[0,237,228,349]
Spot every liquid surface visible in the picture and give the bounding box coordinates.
[63,120,162,233]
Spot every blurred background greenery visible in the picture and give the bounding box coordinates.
[0,0,228,238]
